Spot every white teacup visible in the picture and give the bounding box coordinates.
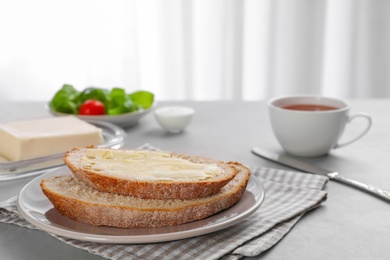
[268,95,372,157]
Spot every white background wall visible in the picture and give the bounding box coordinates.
[1,0,389,101]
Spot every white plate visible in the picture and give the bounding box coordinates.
[0,121,126,181]
[17,167,265,244]
[48,103,155,128]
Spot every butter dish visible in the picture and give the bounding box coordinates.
[0,120,126,181]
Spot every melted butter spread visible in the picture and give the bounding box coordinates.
[80,150,223,181]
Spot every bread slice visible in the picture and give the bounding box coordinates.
[63,148,239,200]
[40,162,250,228]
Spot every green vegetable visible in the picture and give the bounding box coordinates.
[129,91,154,109]
[48,85,154,115]
[79,87,110,108]
[49,84,81,114]
[107,88,136,115]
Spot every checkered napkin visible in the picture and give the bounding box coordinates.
[0,144,328,260]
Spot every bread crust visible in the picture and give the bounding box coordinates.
[64,148,239,200]
[40,162,250,228]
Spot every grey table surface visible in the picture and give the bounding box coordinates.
[0,100,389,260]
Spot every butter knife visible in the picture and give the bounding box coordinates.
[252,147,390,202]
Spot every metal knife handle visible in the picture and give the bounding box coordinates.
[328,172,390,201]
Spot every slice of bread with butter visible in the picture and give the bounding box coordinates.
[40,161,250,228]
[63,148,239,200]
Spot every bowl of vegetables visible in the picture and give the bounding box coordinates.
[48,84,155,128]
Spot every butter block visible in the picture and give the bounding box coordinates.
[0,116,103,161]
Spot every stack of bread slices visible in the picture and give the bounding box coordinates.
[40,147,250,228]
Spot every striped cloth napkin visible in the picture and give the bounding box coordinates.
[0,144,328,260]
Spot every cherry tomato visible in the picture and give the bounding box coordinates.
[79,100,105,115]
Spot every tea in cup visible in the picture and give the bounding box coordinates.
[268,95,372,157]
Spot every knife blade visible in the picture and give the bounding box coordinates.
[251,146,390,202]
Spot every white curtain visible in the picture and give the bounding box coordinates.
[1,0,389,101]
